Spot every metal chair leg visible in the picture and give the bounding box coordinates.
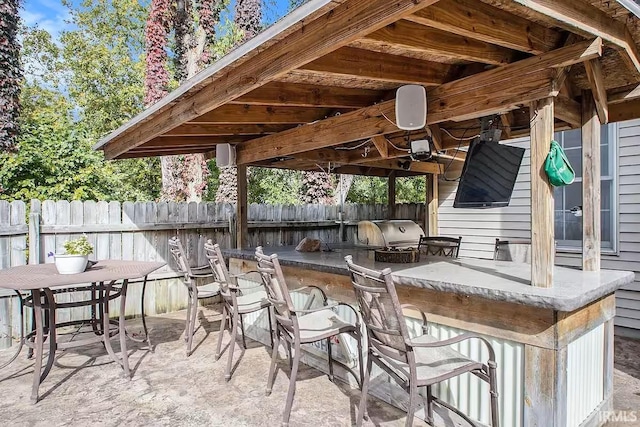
[282,341,301,427]
[215,304,228,361]
[266,332,281,396]
[356,350,373,426]
[225,311,239,381]
[426,385,434,425]
[405,373,419,427]
[326,337,334,382]
[489,361,500,427]
[239,313,247,349]
[186,292,198,356]
[184,291,192,343]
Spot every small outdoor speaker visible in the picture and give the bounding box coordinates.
[395,85,427,130]
[216,143,236,168]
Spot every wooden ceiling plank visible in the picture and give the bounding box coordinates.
[500,112,513,139]
[406,0,561,54]
[300,46,451,85]
[363,19,517,65]
[235,39,602,165]
[371,135,390,158]
[512,0,640,74]
[584,59,609,123]
[232,82,384,108]
[102,0,441,160]
[428,124,443,151]
[166,123,292,136]
[190,105,344,124]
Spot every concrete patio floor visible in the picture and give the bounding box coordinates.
[0,305,638,426]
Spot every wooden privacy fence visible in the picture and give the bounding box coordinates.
[0,199,425,349]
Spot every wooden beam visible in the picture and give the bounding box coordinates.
[236,164,248,249]
[139,135,251,148]
[191,105,344,124]
[406,0,561,54]
[529,97,555,288]
[428,125,443,151]
[554,95,581,128]
[331,165,422,177]
[584,59,609,123]
[166,123,293,136]
[608,83,640,105]
[236,39,602,165]
[512,0,640,74]
[102,0,441,159]
[371,135,389,158]
[582,91,601,271]
[367,160,443,174]
[232,82,383,108]
[301,46,451,85]
[427,175,438,236]
[363,19,517,65]
[608,98,640,122]
[500,112,513,139]
[388,171,396,220]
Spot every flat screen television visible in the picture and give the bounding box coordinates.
[453,139,525,208]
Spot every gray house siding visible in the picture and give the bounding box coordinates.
[437,119,640,334]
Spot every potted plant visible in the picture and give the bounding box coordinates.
[53,235,94,275]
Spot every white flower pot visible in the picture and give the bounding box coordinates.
[54,254,89,275]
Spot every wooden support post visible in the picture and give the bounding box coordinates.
[388,171,396,220]
[236,165,248,249]
[426,174,438,236]
[530,98,555,288]
[524,345,568,426]
[582,91,601,271]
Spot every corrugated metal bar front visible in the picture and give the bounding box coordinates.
[567,324,605,426]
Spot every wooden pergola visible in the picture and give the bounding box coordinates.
[96,0,640,288]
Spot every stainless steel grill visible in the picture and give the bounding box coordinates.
[356,220,424,249]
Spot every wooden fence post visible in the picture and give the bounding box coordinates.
[29,200,42,265]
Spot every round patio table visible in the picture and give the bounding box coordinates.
[0,260,164,403]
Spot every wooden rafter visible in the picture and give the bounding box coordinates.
[232,82,384,108]
[512,0,640,74]
[190,105,347,124]
[102,0,441,159]
[300,47,452,86]
[166,124,293,136]
[555,95,582,128]
[362,20,517,65]
[406,0,562,54]
[235,38,602,165]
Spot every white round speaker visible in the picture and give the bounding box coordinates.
[395,85,427,131]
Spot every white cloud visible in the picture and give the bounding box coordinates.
[20,0,71,39]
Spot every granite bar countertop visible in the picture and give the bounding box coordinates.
[223,245,634,312]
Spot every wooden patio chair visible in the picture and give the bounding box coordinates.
[345,255,500,427]
[168,236,221,356]
[418,235,462,258]
[493,238,532,263]
[255,246,364,427]
[204,240,274,381]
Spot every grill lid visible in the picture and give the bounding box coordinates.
[356,220,424,248]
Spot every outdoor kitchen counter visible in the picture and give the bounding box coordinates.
[224,245,629,426]
[222,245,633,312]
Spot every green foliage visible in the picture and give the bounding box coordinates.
[0,84,116,201]
[63,235,94,255]
[249,167,302,204]
[346,176,426,204]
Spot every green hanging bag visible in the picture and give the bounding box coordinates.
[544,140,575,187]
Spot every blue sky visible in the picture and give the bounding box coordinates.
[21,0,292,40]
[21,0,72,39]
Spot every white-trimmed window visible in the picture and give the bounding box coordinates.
[553,124,617,252]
